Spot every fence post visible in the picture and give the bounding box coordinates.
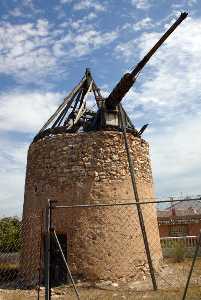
[45,200,52,300]
[182,230,201,300]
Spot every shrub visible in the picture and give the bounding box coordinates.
[0,217,21,253]
[172,242,186,262]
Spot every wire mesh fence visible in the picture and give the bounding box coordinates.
[1,198,201,299]
[50,204,157,285]
[0,211,44,299]
[46,198,201,299]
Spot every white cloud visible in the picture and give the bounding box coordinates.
[36,19,49,36]
[0,170,25,217]
[116,16,201,197]
[0,18,118,83]
[9,8,24,17]
[133,17,154,31]
[113,16,201,198]
[172,0,197,8]
[53,29,118,58]
[86,12,97,20]
[0,136,28,217]
[23,0,34,7]
[187,0,197,6]
[115,18,154,60]
[0,20,56,81]
[0,91,62,133]
[115,40,137,62]
[131,0,151,10]
[60,0,72,3]
[149,115,201,197]
[73,0,106,12]
[0,89,65,216]
[73,29,118,49]
[116,17,201,119]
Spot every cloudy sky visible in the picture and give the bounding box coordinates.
[0,0,201,216]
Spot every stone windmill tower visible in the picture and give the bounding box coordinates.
[22,13,187,284]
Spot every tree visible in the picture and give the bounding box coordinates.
[0,217,21,252]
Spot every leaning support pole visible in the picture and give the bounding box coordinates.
[119,104,157,290]
[45,200,52,300]
[53,229,81,300]
[182,230,201,300]
[37,211,43,300]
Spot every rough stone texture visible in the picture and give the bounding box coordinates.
[20,209,43,285]
[22,131,162,282]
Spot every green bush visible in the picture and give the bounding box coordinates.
[172,242,186,262]
[0,217,21,252]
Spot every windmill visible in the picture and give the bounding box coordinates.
[33,12,187,144]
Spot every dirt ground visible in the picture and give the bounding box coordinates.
[0,258,201,300]
[0,286,201,300]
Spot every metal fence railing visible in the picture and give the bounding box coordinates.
[160,236,201,258]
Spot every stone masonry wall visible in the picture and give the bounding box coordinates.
[22,131,162,282]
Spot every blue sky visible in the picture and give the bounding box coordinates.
[0,0,201,216]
